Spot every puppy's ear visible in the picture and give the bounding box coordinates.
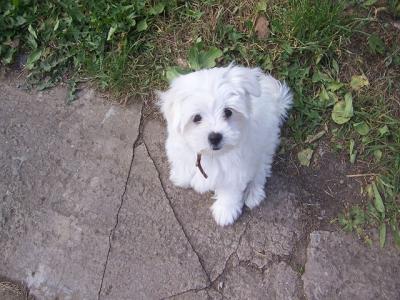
[225,66,262,97]
[157,89,182,133]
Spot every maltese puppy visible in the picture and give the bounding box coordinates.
[158,64,292,226]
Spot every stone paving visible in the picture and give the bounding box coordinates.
[1,80,399,300]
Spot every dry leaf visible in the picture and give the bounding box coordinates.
[255,15,269,39]
[298,148,314,167]
[305,130,326,144]
[176,57,188,68]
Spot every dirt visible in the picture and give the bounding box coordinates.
[0,276,32,300]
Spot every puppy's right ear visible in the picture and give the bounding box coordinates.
[157,89,182,133]
[224,66,262,97]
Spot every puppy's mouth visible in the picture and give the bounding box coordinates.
[209,143,233,153]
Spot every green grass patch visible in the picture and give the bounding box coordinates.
[1,0,399,247]
[0,0,178,97]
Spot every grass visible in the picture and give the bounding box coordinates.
[0,0,179,99]
[1,0,399,248]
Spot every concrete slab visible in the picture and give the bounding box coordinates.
[170,289,222,300]
[222,263,268,300]
[236,185,306,269]
[302,231,400,300]
[219,258,302,299]
[99,144,209,299]
[0,82,141,299]
[263,261,303,299]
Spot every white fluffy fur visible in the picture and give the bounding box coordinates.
[159,65,292,226]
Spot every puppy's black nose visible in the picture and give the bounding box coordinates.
[208,132,223,146]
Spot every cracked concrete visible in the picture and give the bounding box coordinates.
[220,259,303,300]
[144,142,212,285]
[0,79,141,299]
[1,79,400,299]
[236,186,306,269]
[302,231,400,300]
[97,103,144,299]
[98,144,208,299]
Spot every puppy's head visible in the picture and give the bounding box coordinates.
[158,65,262,155]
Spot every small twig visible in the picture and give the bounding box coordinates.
[374,7,387,18]
[254,250,268,258]
[196,153,208,179]
[346,173,378,178]
[324,189,335,198]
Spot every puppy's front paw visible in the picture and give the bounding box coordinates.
[211,201,242,226]
[244,182,265,209]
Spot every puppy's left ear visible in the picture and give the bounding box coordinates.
[225,66,262,97]
[157,89,182,133]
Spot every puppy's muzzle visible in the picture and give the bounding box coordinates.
[208,132,223,150]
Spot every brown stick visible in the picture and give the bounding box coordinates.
[196,153,208,179]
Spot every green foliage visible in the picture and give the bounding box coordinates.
[332,93,354,125]
[286,0,347,49]
[350,75,369,91]
[188,41,222,70]
[267,0,353,140]
[353,122,370,136]
[165,40,223,82]
[388,0,400,17]
[368,34,386,55]
[0,0,175,92]
[340,178,400,248]
[339,206,366,232]
[297,148,314,167]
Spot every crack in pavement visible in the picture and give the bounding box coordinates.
[160,287,208,300]
[143,141,212,286]
[161,217,252,300]
[208,217,252,289]
[97,110,254,299]
[298,233,312,300]
[97,103,144,300]
[162,208,309,300]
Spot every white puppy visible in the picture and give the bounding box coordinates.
[159,65,292,226]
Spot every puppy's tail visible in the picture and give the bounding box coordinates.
[268,77,293,124]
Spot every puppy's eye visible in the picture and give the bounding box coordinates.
[193,114,202,123]
[224,108,233,119]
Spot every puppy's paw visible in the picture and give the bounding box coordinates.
[211,201,242,226]
[244,182,265,209]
